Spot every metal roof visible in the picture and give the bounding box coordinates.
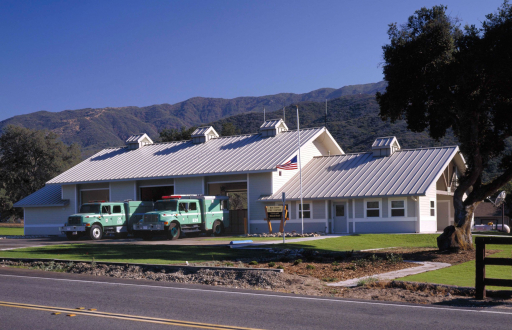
[47,127,327,185]
[260,146,459,201]
[372,136,399,149]
[13,185,68,208]
[260,119,288,130]
[191,126,219,137]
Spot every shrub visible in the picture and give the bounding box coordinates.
[225,262,234,267]
[306,264,315,270]
[277,265,284,269]
[356,277,378,287]
[249,261,258,265]
[294,259,303,265]
[268,261,276,267]
[332,261,340,266]
[353,259,369,268]
[385,253,403,264]
[368,254,380,262]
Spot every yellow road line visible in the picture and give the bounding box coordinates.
[0,301,263,330]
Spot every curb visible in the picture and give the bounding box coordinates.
[0,257,284,273]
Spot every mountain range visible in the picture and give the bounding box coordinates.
[0,81,458,157]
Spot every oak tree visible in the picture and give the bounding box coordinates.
[377,2,512,249]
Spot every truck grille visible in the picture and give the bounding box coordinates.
[68,216,82,225]
[144,214,159,223]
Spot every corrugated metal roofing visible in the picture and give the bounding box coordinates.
[260,146,459,201]
[47,127,326,185]
[13,185,68,208]
[260,119,287,130]
[372,136,399,149]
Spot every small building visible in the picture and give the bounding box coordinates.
[474,202,509,226]
[14,120,466,235]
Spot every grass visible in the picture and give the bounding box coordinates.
[473,231,512,236]
[399,243,512,290]
[0,244,271,265]
[0,227,24,236]
[280,234,438,252]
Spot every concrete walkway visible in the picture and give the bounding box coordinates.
[230,234,346,248]
[327,260,452,287]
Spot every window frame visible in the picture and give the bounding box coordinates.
[297,202,312,219]
[430,199,436,217]
[364,199,381,218]
[388,198,407,218]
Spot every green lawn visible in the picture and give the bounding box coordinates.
[0,244,269,265]
[280,234,438,252]
[399,243,512,289]
[0,227,23,236]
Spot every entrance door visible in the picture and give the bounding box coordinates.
[333,203,347,233]
[437,201,450,231]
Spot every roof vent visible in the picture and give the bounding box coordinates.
[191,126,219,144]
[260,119,288,137]
[126,133,153,150]
[372,136,400,157]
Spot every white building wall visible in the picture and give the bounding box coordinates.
[24,184,77,236]
[419,183,437,232]
[110,181,136,202]
[175,177,204,195]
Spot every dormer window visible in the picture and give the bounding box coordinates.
[260,119,288,137]
[372,136,401,157]
[126,133,153,150]
[191,126,219,144]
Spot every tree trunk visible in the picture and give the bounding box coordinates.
[437,201,479,251]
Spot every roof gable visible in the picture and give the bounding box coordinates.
[14,185,68,208]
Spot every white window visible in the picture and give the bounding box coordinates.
[390,199,406,217]
[430,200,436,217]
[298,203,311,219]
[365,200,380,217]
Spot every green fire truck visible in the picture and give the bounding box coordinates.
[133,195,230,240]
[60,200,154,240]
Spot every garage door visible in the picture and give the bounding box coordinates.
[140,186,174,202]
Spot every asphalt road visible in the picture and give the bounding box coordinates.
[1,268,512,330]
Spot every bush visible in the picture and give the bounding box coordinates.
[356,277,378,287]
[306,264,315,270]
[268,261,276,267]
[368,254,380,262]
[385,253,403,264]
[353,259,369,268]
[332,261,340,266]
[225,262,234,267]
[249,261,258,265]
[293,259,303,265]
[277,265,284,269]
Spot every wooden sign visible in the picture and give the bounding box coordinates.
[267,206,283,220]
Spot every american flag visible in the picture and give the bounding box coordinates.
[277,156,298,170]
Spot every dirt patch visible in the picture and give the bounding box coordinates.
[0,223,23,228]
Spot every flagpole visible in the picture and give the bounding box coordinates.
[297,106,304,235]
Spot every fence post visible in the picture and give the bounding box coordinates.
[475,237,486,300]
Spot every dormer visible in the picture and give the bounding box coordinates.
[260,119,288,137]
[372,136,401,157]
[126,133,153,150]
[191,126,219,144]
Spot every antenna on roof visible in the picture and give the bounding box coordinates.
[264,107,266,122]
[325,99,327,129]
[283,106,285,123]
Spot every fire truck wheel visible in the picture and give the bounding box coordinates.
[66,232,81,241]
[167,222,181,240]
[89,224,103,240]
[212,221,224,236]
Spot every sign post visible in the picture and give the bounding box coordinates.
[282,192,286,244]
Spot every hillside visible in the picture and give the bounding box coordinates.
[0,82,387,157]
[209,94,458,153]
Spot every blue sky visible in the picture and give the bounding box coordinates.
[0,0,503,121]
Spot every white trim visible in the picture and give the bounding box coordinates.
[430,198,436,217]
[23,209,25,236]
[332,201,348,234]
[388,197,407,218]
[251,219,327,224]
[74,185,78,213]
[364,198,382,219]
[247,173,250,234]
[352,199,355,219]
[351,217,417,223]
